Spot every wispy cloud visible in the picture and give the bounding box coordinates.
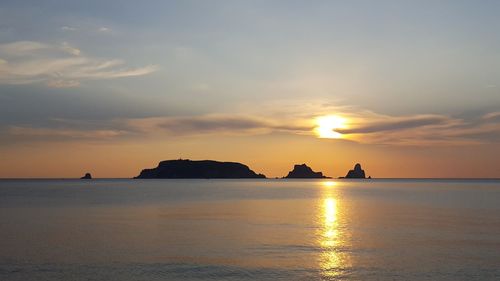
[98,27,111,32]
[46,79,81,88]
[482,112,500,121]
[336,111,500,146]
[2,100,500,146]
[61,42,81,56]
[126,115,313,136]
[0,41,158,87]
[336,115,451,134]
[61,26,77,31]
[8,126,126,140]
[0,41,49,55]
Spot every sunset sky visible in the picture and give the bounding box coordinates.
[1,0,500,178]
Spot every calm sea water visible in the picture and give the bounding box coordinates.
[0,179,499,280]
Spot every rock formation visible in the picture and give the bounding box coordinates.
[80,173,92,179]
[284,164,329,178]
[134,159,266,179]
[342,163,366,178]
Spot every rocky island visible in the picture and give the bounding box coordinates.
[341,163,368,179]
[134,159,266,179]
[284,164,330,178]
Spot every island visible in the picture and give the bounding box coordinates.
[340,163,367,179]
[134,159,266,179]
[80,173,92,179]
[284,164,330,178]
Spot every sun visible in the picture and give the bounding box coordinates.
[315,115,347,139]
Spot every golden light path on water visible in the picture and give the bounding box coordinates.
[318,181,350,278]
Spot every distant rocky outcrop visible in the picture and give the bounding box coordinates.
[284,164,330,178]
[341,163,367,179]
[80,173,92,179]
[134,159,266,179]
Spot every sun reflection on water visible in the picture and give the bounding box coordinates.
[318,181,350,278]
[323,181,336,187]
[323,198,337,245]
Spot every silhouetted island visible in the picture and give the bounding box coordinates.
[80,173,92,179]
[340,163,367,179]
[284,164,330,178]
[134,159,266,179]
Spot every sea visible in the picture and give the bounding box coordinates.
[0,179,499,281]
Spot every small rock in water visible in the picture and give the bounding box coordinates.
[80,173,92,179]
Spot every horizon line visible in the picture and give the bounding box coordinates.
[1,177,499,180]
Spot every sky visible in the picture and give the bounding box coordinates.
[1,0,499,178]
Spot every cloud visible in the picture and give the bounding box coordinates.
[0,41,49,55]
[46,79,80,88]
[61,26,77,31]
[482,112,500,121]
[8,126,126,140]
[127,115,313,136]
[1,114,311,143]
[336,115,451,134]
[0,41,158,87]
[61,42,81,56]
[98,27,111,32]
[126,110,500,146]
[334,111,500,146]
[2,99,500,146]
